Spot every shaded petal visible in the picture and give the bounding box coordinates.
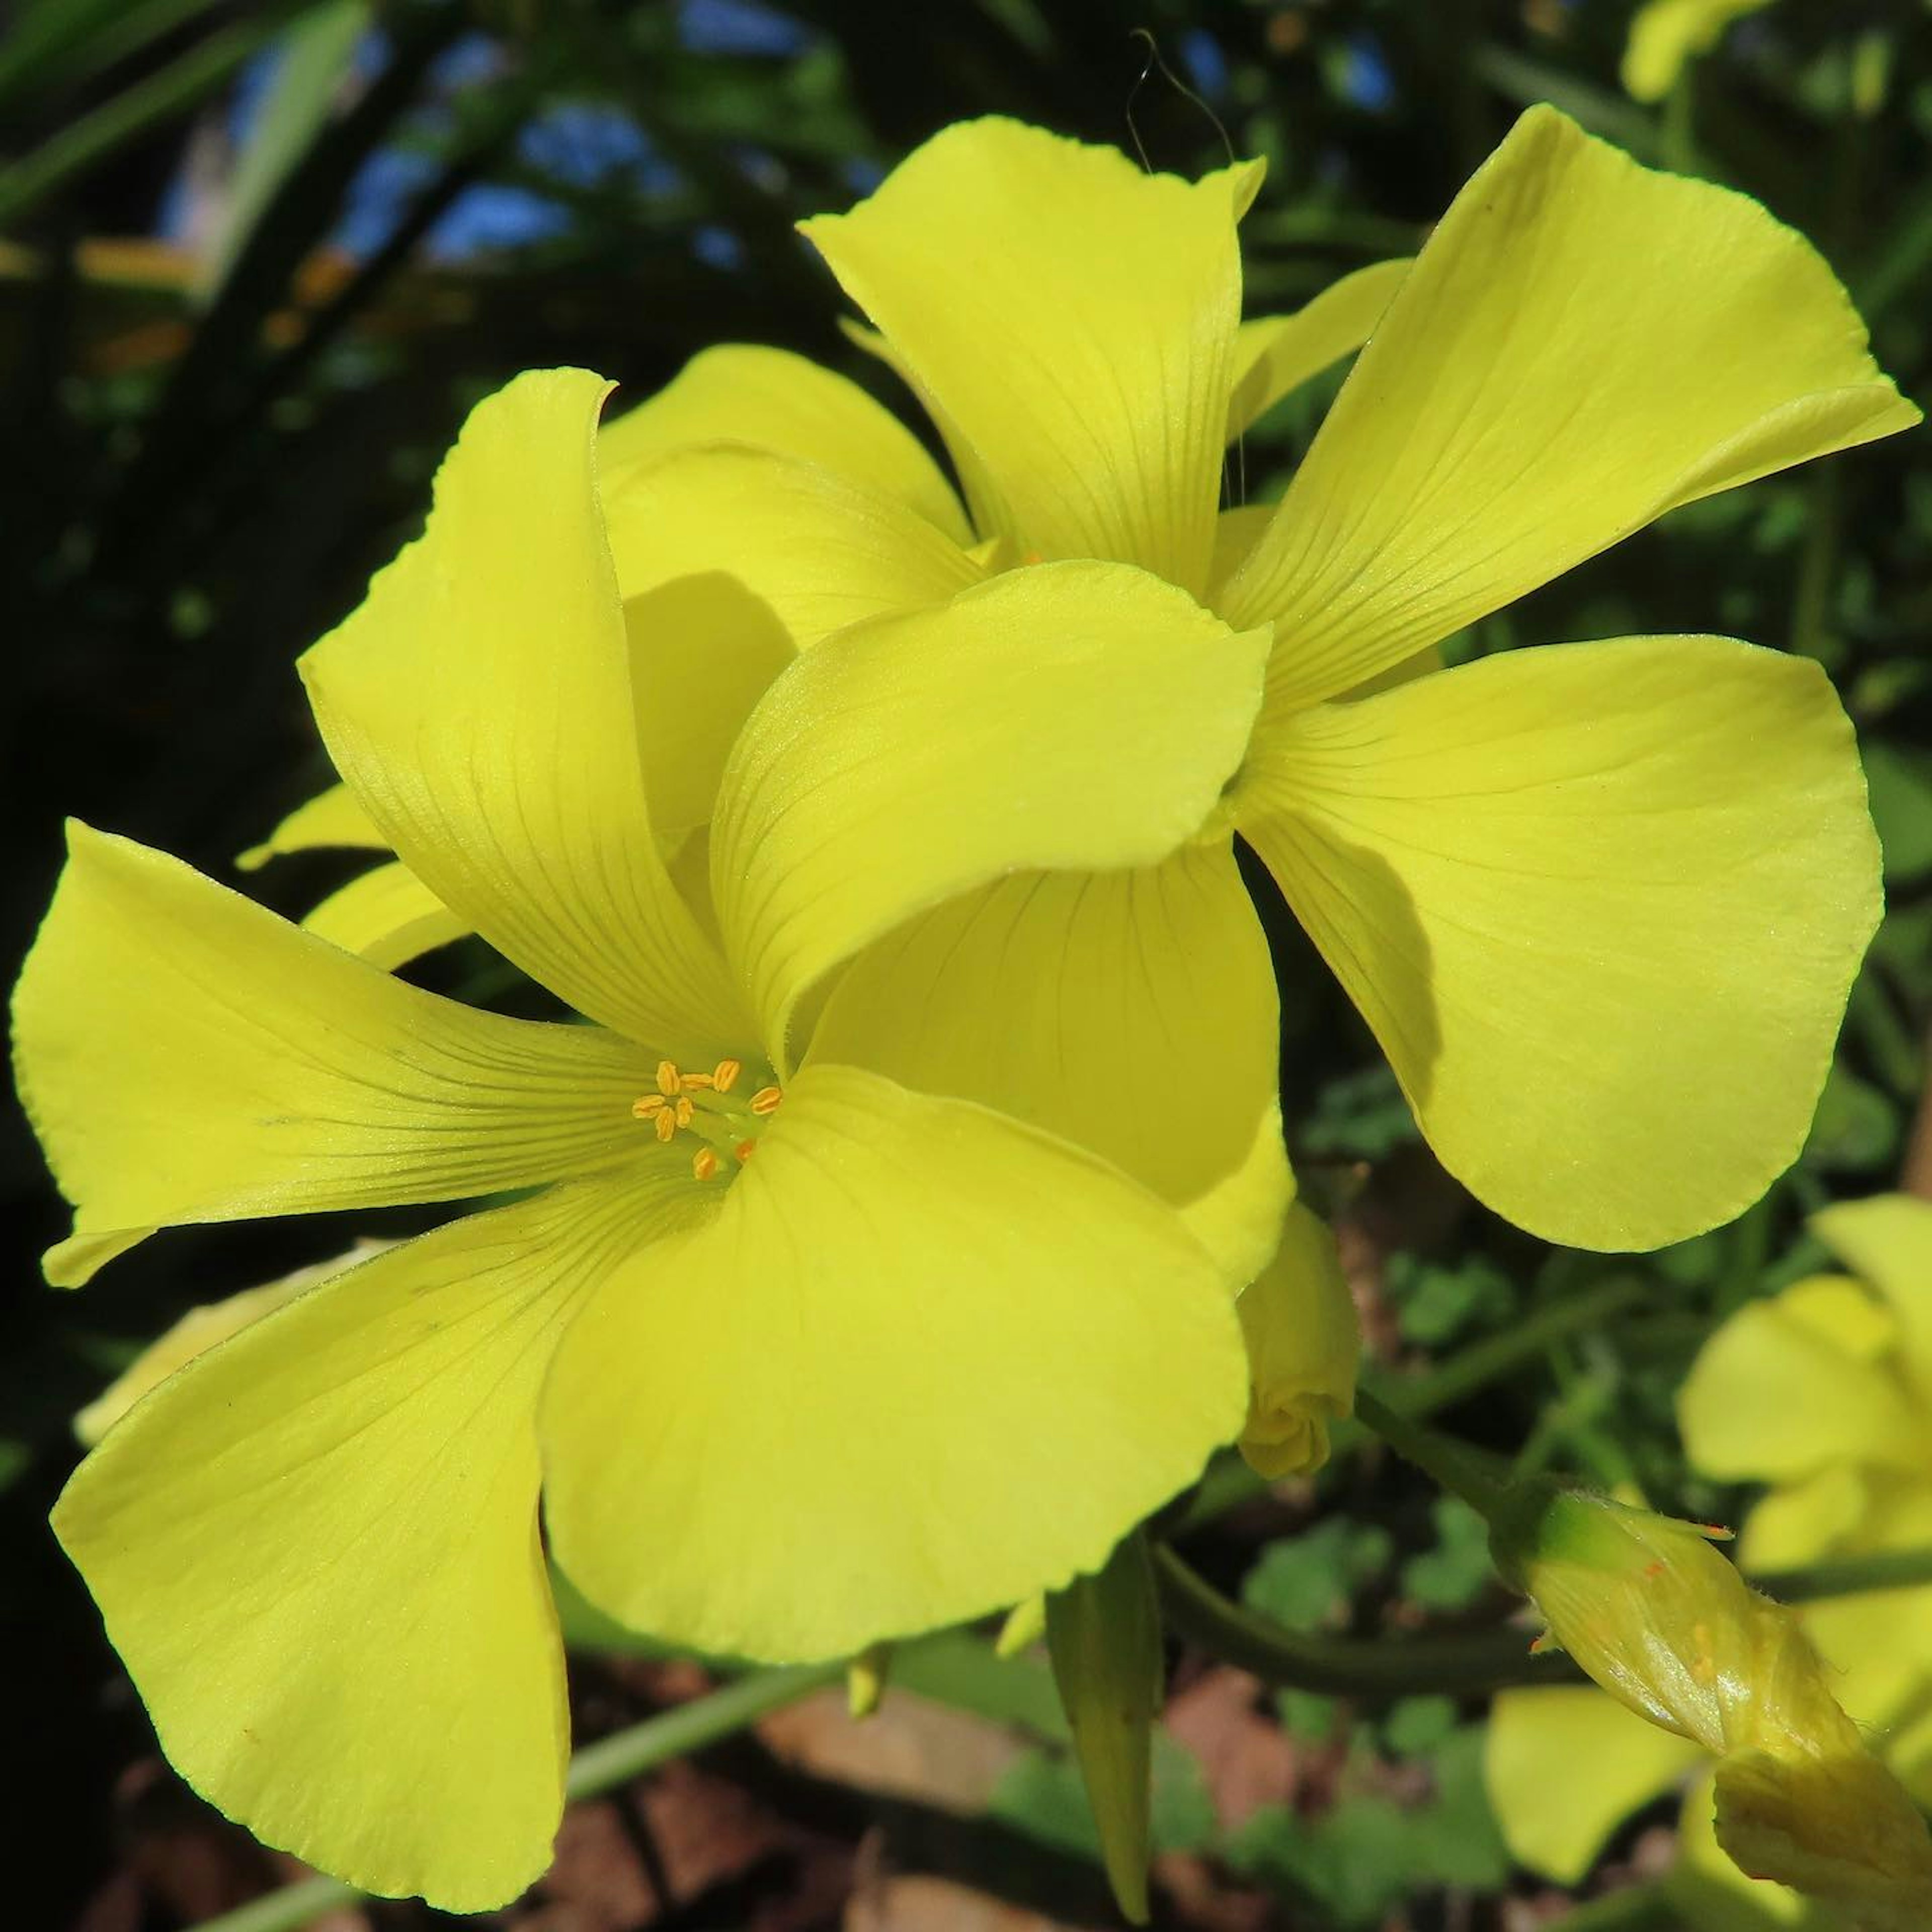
[236,781,383,871]
[1738,1466,1876,1571]
[12,825,653,1284]
[802,119,1261,595]
[1812,1195,1932,1405]
[300,368,746,1058]
[1486,1686,1702,1883]
[606,446,983,844]
[808,844,1287,1280]
[1236,1203,1359,1479]
[1222,106,1917,714]
[541,1062,1248,1662]
[597,342,969,542]
[302,859,469,972]
[1667,1771,1811,1928]
[74,1239,388,1446]
[1234,636,1880,1250]
[1226,258,1413,438]
[714,560,1269,1068]
[1680,1301,1922,1483]
[54,1176,697,1911]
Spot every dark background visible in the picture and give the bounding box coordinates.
[5,2,1932,1926]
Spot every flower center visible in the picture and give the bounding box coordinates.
[631,1057,782,1181]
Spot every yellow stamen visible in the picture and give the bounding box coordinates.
[713,1058,742,1093]
[655,1060,680,1097]
[692,1148,719,1181]
[630,1095,665,1119]
[680,1070,714,1091]
[653,1108,677,1145]
[733,1139,755,1163]
[675,1095,695,1128]
[750,1085,783,1116]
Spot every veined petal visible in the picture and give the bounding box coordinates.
[300,367,746,1058]
[1679,1299,1923,1484]
[1226,258,1413,438]
[302,859,469,972]
[597,342,969,542]
[808,844,1287,1281]
[54,1175,698,1911]
[714,560,1270,1068]
[12,825,653,1284]
[236,780,384,871]
[802,119,1261,596]
[606,446,983,844]
[1486,1686,1702,1883]
[541,1062,1248,1662]
[1812,1195,1932,1406]
[1234,636,1880,1251]
[1222,106,1917,714]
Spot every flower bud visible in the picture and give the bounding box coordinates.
[1494,1486,1932,1929]
[1235,1203,1360,1479]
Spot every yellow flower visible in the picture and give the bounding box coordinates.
[1624,0,1777,103]
[517,106,1907,1256]
[13,369,1275,1908]
[1493,1489,1932,1928]
[1490,1201,1932,1912]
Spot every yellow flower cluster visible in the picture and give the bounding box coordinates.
[13,104,1914,1909]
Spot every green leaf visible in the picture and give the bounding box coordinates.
[1862,741,1932,886]
[1802,1062,1900,1173]
[1387,1252,1515,1349]
[1400,1496,1494,1614]
[1242,1518,1393,1632]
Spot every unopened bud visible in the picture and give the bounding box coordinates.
[1494,1487,1932,1928]
[1236,1203,1360,1479]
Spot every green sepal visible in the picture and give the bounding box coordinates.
[1045,1527,1163,1924]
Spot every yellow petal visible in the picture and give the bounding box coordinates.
[1624,0,1776,104]
[802,119,1261,595]
[1738,1465,1875,1571]
[1236,1203,1360,1479]
[236,781,384,871]
[302,859,468,971]
[606,445,983,845]
[714,560,1269,1069]
[540,1062,1248,1662]
[1226,258,1412,438]
[1773,1272,1899,1361]
[1668,1771,1813,1928]
[74,1238,389,1446]
[1222,106,1917,715]
[300,367,746,1058]
[597,342,969,542]
[1485,1686,1702,1883]
[1812,1195,1932,1403]
[1234,635,1880,1250]
[12,825,652,1283]
[809,843,1287,1282]
[52,1177,693,1910]
[1680,1298,1923,1482]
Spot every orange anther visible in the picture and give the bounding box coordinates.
[654,1107,677,1145]
[713,1058,742,1093]
[631,1095,665,1119]
[675,1095,695,1128]
[733,1139,755,1163]
[749,1085,783,1116]
[692,1148,720,1181]
[681,1071,715,1090]
[655,1060,681,1097]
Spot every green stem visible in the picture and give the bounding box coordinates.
[188,1661,844,1932]
[1753,1544,1932,1605]
[1154,1546,1571,1700]
[1352,1386,1512,1517]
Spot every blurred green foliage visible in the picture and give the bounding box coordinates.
[6,1,1932,1926]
